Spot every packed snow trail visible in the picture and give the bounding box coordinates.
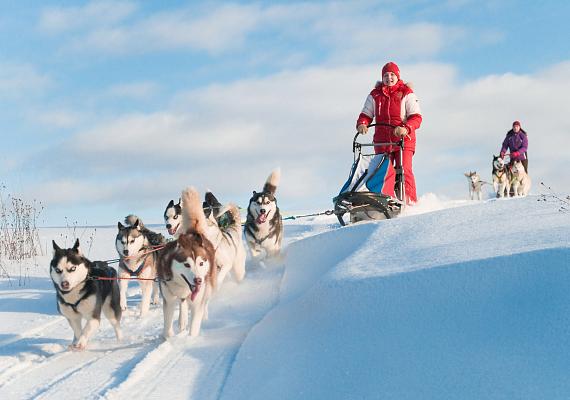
[0,219,335,400]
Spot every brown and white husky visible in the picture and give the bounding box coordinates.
[157,188,217,338]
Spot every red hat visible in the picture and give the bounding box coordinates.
[512,120,521,127]
[382,62,400,80]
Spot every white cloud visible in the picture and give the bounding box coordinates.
[104,82,160,100]
[0,62,51,98]
[38,2,458,61]
[39,1,137,34]
[60,3,261,55]
[33,109,83,129]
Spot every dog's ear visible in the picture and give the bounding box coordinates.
[133,219,140,230]
[118,221,124,230]
[252,190,257,195]
[52,240,61,253]
[177,198,181,206]
[72,238,82,255]
[167,199,174,208]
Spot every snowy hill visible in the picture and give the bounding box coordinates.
[1,195,569,399]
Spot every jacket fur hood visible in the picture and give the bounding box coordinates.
[375,80,413,90]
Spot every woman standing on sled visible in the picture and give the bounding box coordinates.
[356,61,422,204]
[500,120,528,173]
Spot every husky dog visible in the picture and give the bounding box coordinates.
[165,192,245,285]
[157,187,217,338]
[115,215,165,317]
[201,192,246,285]
[510,160,532,196]
[163,192,224,239]
[50,239,122,350]
[244,169,283,262]
[464,171,483,201]
[164,199,183,238]
[492,155,511,198]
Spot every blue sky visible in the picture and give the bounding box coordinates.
[1,0,569,226]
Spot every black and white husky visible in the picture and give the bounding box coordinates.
[158,187,217,338]
[164,199,183,237]
[50,239,122,350]
[244,169,283,262]
[115,215,165,317]
[163,192,223,239]
[492,155,511,198]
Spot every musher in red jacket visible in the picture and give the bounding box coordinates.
[356,62,422,204]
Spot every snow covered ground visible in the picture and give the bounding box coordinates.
[1,194,569,399]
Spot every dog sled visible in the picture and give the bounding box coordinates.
[333,123,406,226]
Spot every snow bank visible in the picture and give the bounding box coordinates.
[220,196,570,399]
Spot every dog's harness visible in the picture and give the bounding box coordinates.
[246,227,276,246]
[119,253,151,277]
[494,166,506,178]
[57,290,91,313]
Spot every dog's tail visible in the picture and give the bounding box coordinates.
[181,187,207,235]
[263,168,281,195]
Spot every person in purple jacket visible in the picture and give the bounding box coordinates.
[500,120,528,172]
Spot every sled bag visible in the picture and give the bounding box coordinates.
[338,153,393,195]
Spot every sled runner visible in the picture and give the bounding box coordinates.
[333,123,406,226]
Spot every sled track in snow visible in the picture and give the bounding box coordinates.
[27,354,106,400]
[0,317,65,349]
[1,223,329,399]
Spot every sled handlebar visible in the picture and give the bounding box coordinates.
[353,123,403,153]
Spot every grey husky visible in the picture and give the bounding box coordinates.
[464,171,483,201]
[244,169,283,262]
[115,215,165,317]
[50,239,122,350]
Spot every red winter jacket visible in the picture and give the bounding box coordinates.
[356,80,422,153]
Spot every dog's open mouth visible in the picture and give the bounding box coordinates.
[181,274,202,301]
[256,212,268,224]
[168,224,179,236]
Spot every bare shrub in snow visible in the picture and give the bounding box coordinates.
[0,184,44,284]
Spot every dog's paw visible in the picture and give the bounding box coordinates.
[70,340,87,351]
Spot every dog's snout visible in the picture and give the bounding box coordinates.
[123,250,129,256]
[260,209,266,214]
[61,281,70,290]
[166,224,172,229]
